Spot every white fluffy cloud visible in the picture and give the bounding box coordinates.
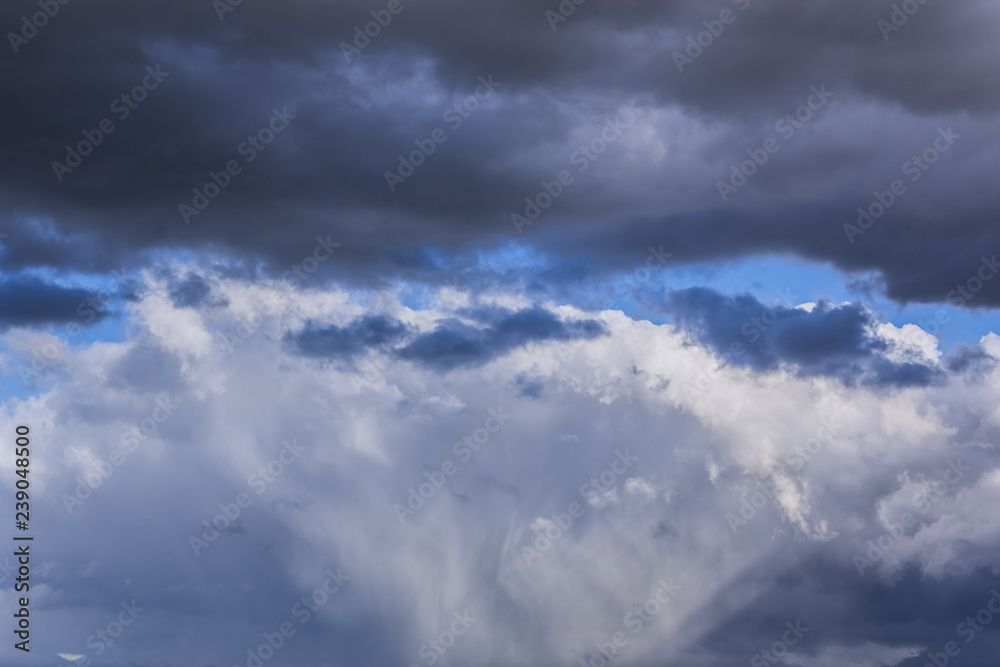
[1,269,998,666]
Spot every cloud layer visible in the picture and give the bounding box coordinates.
[2,271,1000,666]
[2,0,1000,307]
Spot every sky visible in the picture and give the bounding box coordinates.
[2,0,1000,666]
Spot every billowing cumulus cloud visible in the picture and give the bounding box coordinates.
[1,272,999,666]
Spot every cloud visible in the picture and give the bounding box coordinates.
[946,343,998,375]
[0,275,108,329]
[663,287,945,387]
[290,315,408,360]
[0,1,998,306]
[2,2,1000,662]
[169,273,213,308]
[398,307,606,370]
[2,271,999,666]
[781,642,924,667]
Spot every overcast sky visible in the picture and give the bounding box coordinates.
[2,1,1000,666]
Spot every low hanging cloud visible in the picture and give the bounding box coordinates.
[663,287,946,387]
[290,315,408,360]
[0,275,109,329]
[397,307,607,370]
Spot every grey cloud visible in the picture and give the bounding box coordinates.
[663,287,943,387]
[290,315,407,359]
[0,1,998,306]
[169,274,213,308]
[3,275,1000,666]
[0,274,108,328]
[398,307,606,370]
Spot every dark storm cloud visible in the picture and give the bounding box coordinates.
[664,287,942,387]
[689,555,1000,667]
[2,0,999,304]
[290,315,407,359]
[169,273,212,308]
[867,357,943,388]
[0,274,107,328]
[398,307,606,370]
